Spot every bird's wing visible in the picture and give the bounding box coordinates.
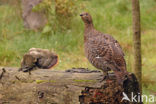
[109,42,127,71]
[103,34,125,56]
[87,36,113,63]
[114,40,125,56]
[88,36,126,71]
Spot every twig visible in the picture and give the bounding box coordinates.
[0,68,6,80]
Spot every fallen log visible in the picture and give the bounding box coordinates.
[0,67,141,104]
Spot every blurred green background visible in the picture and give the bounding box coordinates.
[0,0,156,101]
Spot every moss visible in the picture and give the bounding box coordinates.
[36,80,56,84]
[36,80,47,84]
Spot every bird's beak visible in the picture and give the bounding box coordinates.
[80,14,83,16]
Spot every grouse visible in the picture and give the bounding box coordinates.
[19,48,58,72]
[80,12,128,84]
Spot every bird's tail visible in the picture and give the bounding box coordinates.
[114,67,129,85]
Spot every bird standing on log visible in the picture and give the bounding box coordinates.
[80,12,128,84]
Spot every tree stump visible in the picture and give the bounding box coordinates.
[79,73,141,104]
[0,67,141,104]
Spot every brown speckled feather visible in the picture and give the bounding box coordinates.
[95,31,125,56]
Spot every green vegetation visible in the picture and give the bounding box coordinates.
[0,0,156,99]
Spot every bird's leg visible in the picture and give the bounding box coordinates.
[114,71,123,85]
[103,71,109,80]
[99,71,109,82]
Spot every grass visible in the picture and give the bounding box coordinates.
[0,0,156,102]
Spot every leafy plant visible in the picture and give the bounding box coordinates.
[55,0,78,29]
[32,0,80,35]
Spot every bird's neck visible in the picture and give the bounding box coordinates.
[84,23,95,42]
[84,23,94,34]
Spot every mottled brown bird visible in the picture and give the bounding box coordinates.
[80,12,128,84]
[19,48,58,72]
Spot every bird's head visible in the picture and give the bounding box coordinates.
[80,12,93,24]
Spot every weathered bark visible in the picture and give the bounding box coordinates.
[131,0,142,91]
[0,67,141,104]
